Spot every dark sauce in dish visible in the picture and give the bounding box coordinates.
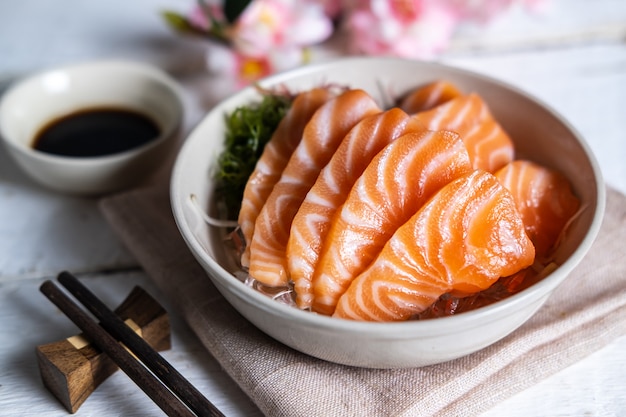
[33,108,160,157]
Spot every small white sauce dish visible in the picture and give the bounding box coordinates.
[0,60,184,195]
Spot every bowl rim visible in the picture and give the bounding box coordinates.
[171,56,606,337]
[0,59,185,165]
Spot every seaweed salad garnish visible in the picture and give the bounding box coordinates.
[215,87,293,219]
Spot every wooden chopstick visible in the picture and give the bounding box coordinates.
[56,271,224,417]
[40,273,224,417]
[40,280,195,417]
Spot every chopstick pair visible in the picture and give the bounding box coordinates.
[40,271,224,417]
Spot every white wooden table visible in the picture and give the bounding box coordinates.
[1,1,625,416]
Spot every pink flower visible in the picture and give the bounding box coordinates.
[205,40,307,88]
[443,0,515,22]
[188,6,211,30]
[168,0,553,86]
[345,0,459,59]
[232,0,333,58]
[387,0,425,23]
[316,0,345,19]
[200,0,334,87]
[520,0,551,13]
[440,0,549,23]
[187,2,225,31]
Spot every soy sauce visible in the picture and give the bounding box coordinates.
[33,108,160,157]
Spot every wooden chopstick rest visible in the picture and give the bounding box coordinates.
[36,286,171,413]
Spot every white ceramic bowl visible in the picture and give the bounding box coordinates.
[0,60,184,195]
[171,57,605,368]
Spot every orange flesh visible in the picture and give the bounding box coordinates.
[234,83,581,322]
[494,160,580,259]
[247,89,380,287]
[238,88,335,266]
[287,108,425,309]
[415,93,515,173]
[311,130,473,315]
[399,80,463,114]
[333,170,535,322]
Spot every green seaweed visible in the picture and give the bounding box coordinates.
[215,92,292,219]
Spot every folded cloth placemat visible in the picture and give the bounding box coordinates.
[100,185,626,417]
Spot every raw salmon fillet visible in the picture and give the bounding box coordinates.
[311,130,473,315]
[495,160,580,258]
[238,88,335,266]
[399,80,462,114]
[333,170,536,322]
[415,93,514,173]
[248,89,380,287]
[287,108,424,309]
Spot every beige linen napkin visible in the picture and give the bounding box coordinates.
[100,185,626,417]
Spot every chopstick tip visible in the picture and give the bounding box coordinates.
[40,280,56,295]
[57,270,74,282]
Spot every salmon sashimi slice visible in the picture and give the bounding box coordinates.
[398,80,463,114]
[287,108,425,309]
[333,170,536,322]
[495,160,580,259]
[311,130,473,315]
[247,89,381,287]
[238,88,335,267]
[462,118,514,175]
[415,93,515,173]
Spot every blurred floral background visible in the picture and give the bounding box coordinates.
[163,0,549,87]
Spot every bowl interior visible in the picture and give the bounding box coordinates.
[171,58,605,366]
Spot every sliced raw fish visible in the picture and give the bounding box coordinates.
[238,88,335,266]
[495,160,580,258]
[287,108,424,309]
[311,129,473,315]
[248,90,380,287]
[334,170,536,322]
[415,93,514,173]
[399,80,462,114]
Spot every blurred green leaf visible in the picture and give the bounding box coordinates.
[162,11,197,34]
[161,10,230,44]
[223,0,252,24]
